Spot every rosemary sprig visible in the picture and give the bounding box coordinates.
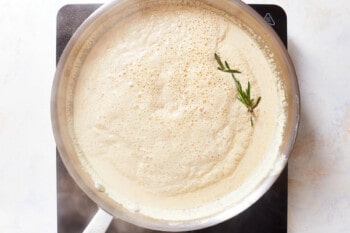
[215,53,261,126]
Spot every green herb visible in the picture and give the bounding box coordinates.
[215,53,261,126]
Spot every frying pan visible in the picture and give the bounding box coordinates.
[51,0,299,232]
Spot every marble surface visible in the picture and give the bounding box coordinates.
[0,0,349,232]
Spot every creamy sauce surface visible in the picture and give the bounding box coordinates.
[69,3,286,221]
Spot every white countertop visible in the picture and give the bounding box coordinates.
[0,0,349,232]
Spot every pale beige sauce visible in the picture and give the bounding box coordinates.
[70,4,286,221]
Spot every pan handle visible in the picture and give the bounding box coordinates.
[83,208,114,233]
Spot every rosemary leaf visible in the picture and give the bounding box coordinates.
[214,53,261,126]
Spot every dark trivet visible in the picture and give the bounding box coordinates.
[56,4,288,233]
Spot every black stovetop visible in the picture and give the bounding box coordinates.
[56,4,288,233]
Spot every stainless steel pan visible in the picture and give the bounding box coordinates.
[51,0,299,231]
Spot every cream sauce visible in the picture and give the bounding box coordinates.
[69,3,286,221]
